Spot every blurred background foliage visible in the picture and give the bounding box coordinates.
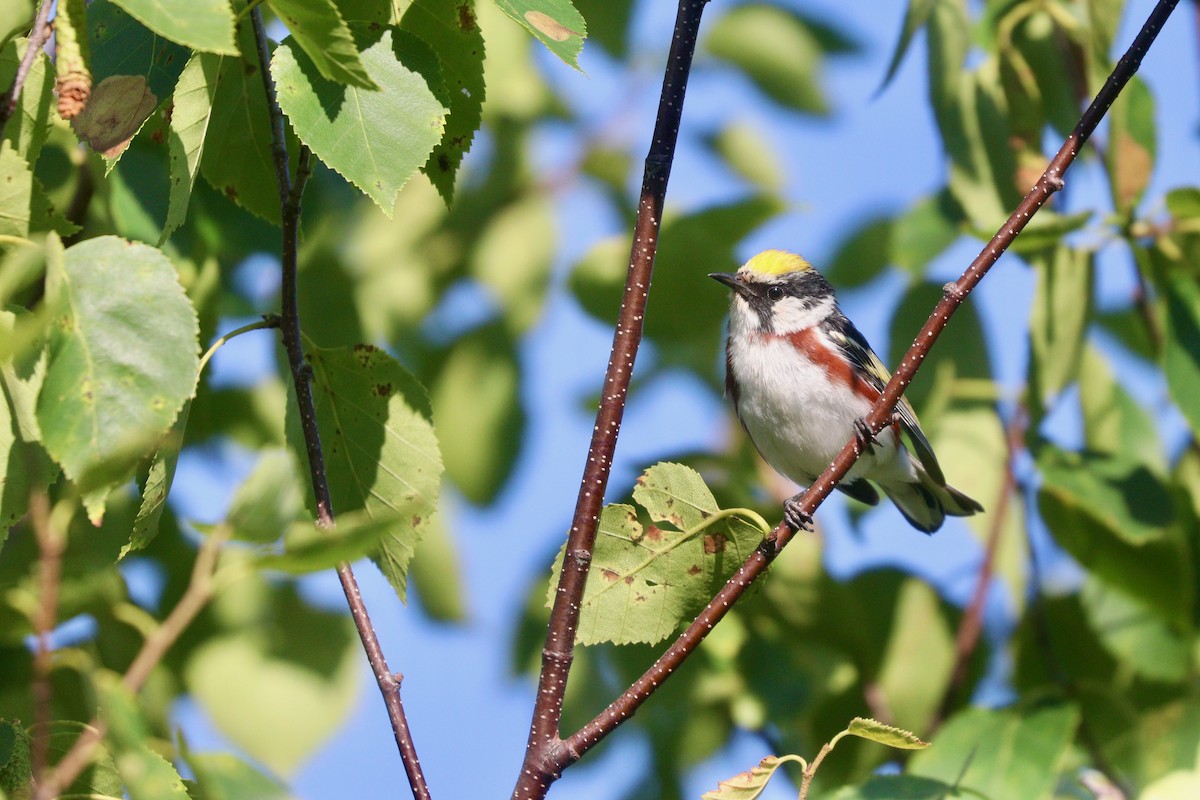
[1,0,1199,798]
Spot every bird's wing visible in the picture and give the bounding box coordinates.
[826,314,947,486]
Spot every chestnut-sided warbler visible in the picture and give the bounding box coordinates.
[711,249,983,533]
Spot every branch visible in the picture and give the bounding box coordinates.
[0,0,54,131]
[29,487,62,786]
[559,0,1180,767]
[932,407,1025,728]
[511,2,710,797]
[34,529,227,800]
[247,10,430,799]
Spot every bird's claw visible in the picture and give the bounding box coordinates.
[853,418,877,455]
[783,496,814,532]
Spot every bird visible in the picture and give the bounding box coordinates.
[710,249,983,534]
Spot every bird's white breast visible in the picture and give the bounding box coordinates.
[729,332,910,486]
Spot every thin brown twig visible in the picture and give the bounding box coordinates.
[29,487,61,786]
[511,2,710,798]
[0,0,54,131]
[932,407,1026,729]
[554,0,1179,774]
[34,530,227,800]
[246,10,430,798]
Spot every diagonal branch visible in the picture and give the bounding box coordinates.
[247,10,430,799]
[0,0,54,131]
[560,0,1180,767]
[512,1,711,797]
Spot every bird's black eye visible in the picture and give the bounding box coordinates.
[766,285,785,301]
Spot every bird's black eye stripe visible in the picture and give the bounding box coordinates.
[766,285,785,301]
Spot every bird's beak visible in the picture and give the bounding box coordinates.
[709,272,750,296]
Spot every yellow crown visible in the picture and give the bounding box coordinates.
[741,249,813,277]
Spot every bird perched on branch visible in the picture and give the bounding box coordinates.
[711,249,982,533]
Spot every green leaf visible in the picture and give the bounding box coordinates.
[1157,259,1200,438]
[702,123,785,194]
[845,717,929,749]
[876,579,956,733]
[1037,447,1171,545]
[37,236,199,515]
[1028,246,1092,410]
[429,325,523,505]
[1142,771,1200,800]
[258,511,396,573]
[186,752,292,800]
[122,401,190,557]
[407,511,466,622]
[226,447,304,544]
[286,344,442,602]
[701,755,796,800]
[110,0,237,55]
[269,0,376,89]
[492,0,586,70]
[548,462,766,645]
[1078,347,1164,473]
[199,20,282,225]
[879,0,938,93]
[0,37,54,164]
[1001,210,1092,255]
[825,214,893,289]
[469,194,554,333]
[891,190,963,275]
[0,720,30,798]
[831,775,958,800]
[162,51,223,243]
[1081,576,1191,683]
[185,583,359,778]
[272,25,447,215]
[397,0,486,202]
[0,142,75,237]
[908,703,1079,800]
[95,671,191,800]
[705,4,852,115]
[1105,75,1155,214]
[573,0,633,57]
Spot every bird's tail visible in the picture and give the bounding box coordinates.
[879,470,983,534]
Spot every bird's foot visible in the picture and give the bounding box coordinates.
[783,495,814,532]
[853,417,878,455]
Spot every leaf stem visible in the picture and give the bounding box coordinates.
[559,0,1180,771]
[247,9,430,799]
[512,2,710,797]
[195,317,281,377]
[0,0,54,131]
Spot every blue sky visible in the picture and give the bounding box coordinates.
[164,1,1198,797]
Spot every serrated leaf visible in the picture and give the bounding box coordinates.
[286,344,442,602]
[398,0,486,202]
[492,0,586,70]
[37,236,199,512]
[0,142,75,237]
[199,20,281,225]
[549,462,765,645]
[1028,246,1092,409]
[909,704,1079,800]
[110,0,237,55]
[1037,447,1171,545]
[0,37,54,164]
[258,511,397,573]
[226,447,304,543]
[845,717,929,749]
[701,755,794,800]
[0,309,52,538]
[269,0,376,89]
[272,25,447,215]
[42,720,124,797]
[122,401,189,557]
[162,51,223,243]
